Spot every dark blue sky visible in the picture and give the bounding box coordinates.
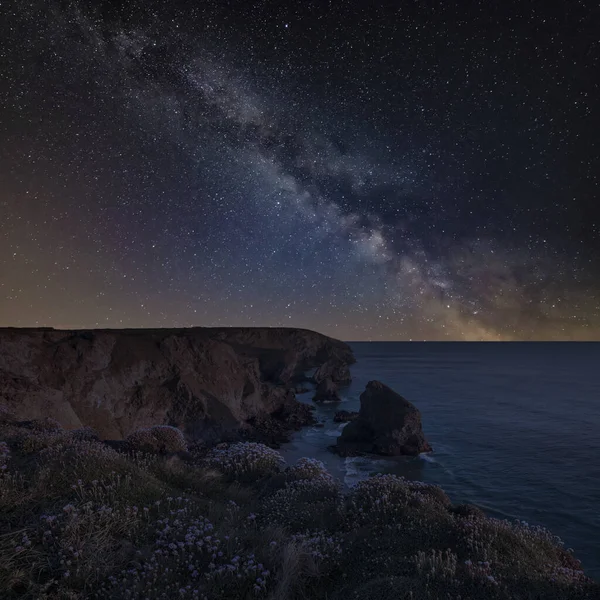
[1,0,599,339]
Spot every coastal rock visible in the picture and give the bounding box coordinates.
[312,358,352,385]
[0,327,353,444]
[241,331,354,385]
[312,378,341,402]
[333,410,359,423]
[293,385,310,394]
[334,381,431,456]
[244,401,317,448]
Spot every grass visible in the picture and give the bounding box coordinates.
[0,421,598,600]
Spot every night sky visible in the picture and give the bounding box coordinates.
[1,1,599,340]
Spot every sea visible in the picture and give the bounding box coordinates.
[279,342,600,579]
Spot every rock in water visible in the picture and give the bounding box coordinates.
[333,410,359,423]
[312,378,341,402]
[335,380,431,456]
[312,359,352,385]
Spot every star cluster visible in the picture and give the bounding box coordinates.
[1,0,599,339]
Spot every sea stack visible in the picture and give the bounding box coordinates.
[335,380,432,456]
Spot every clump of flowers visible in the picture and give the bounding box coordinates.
[261,476,341,531]
[406,479,451,507]
[39,438,120,464]
[70,470,150,505]
[127,425,188,454]
[415,548,459,581]
[343,474,449,530]
[33,499,146,588]
[291,530,343,568]
[286,457,333,483]
[462,558,499,586]
[346,474,412,514]
[36,439,144,496]
[17,429,67,454]
[457,515,573,568]
[7,417,68,454]
[96,500,274,599]
[203,443,283,479]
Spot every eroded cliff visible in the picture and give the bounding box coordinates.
[0,327,355,442]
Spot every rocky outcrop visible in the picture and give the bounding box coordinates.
[312,359,352,385]
[313,378,341,403]
[311,358,351,402]
[0,327,354,443]
[334,381,431,457]
[333,410,359,423]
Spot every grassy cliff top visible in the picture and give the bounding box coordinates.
[0,419,597,600]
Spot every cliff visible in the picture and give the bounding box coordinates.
[0,327,355,442]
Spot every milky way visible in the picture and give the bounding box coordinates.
[1,1,599,339]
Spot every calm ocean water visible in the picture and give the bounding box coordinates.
[280,342,600,579]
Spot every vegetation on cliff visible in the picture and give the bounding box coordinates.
[0,419,597,600]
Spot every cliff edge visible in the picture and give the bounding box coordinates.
[0,327,355,442]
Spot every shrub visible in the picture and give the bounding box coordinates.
[39,500,144,588]
[204,443,283,479]
[127,425,188,454]
[286,457,333,483]
[290,530,343,566]
[261,476,342,531]
[16,429,68,454]
[36,440,167,507]
[414,548,459,581]
[0,499,147,597]
[342,474,452,532]
[1,433,598,600]
[95,500,275,600]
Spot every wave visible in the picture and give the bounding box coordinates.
[342,456,398,487]
[343,456,367,487]
[325,428,342,438]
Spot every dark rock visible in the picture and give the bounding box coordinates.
[243,400,317,447]
[333,410,359,423]
[293,385,310,394]
[314,422,325,428]
[312,359,352,385]
[334,381,432,457]
[0,327,351,445]
[312,378,341,402]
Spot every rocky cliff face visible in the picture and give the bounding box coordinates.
[0,327,355,442]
